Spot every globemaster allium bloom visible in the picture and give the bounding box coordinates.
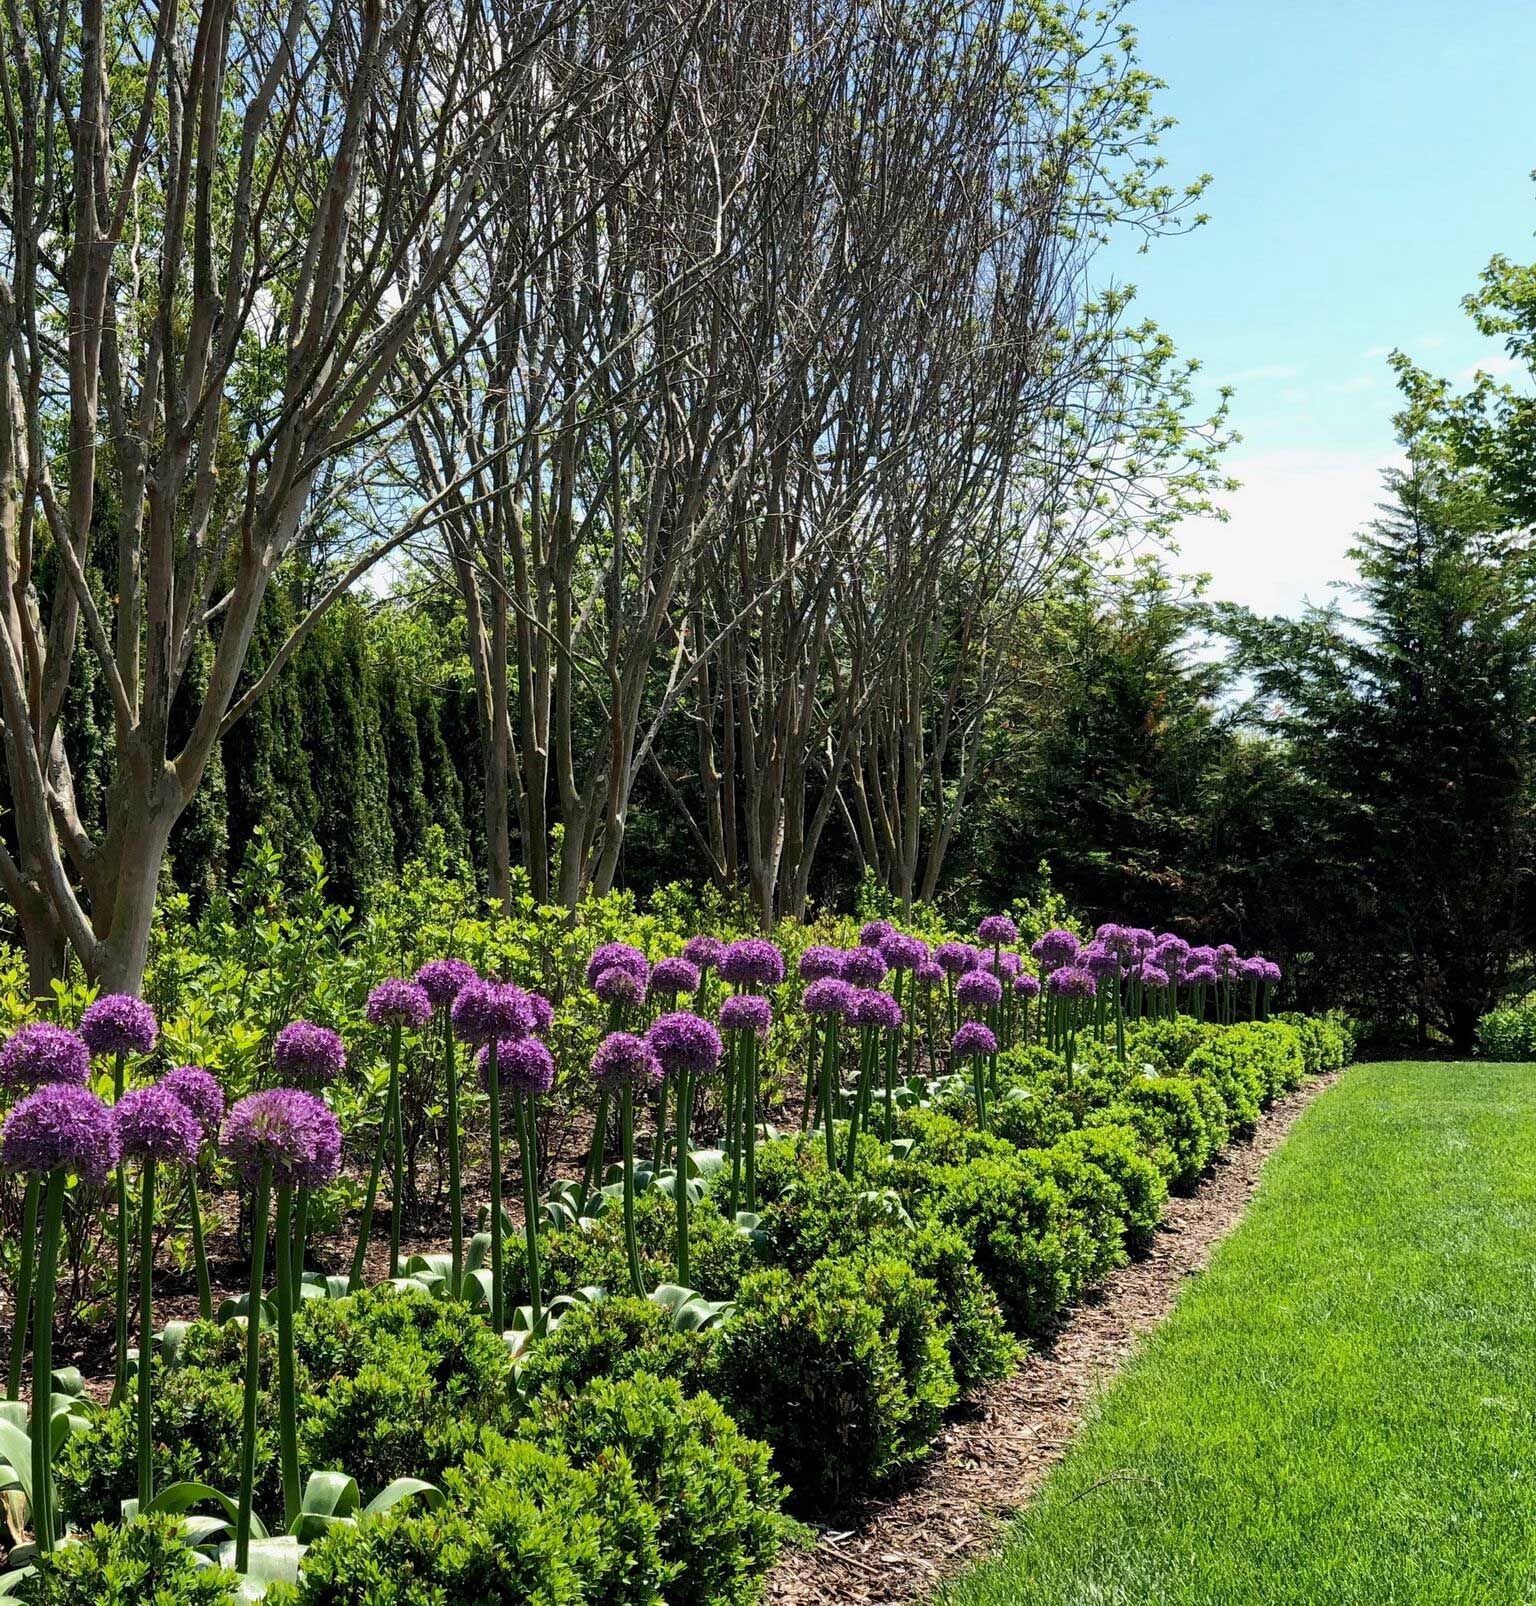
[1030,930,1080,972]
[1080,943,1121,980]
[650,957,701,999]
[682,935,727,973]
[0,1022,91,1090]
[956,970,1002,1016]
[981,949,1021,977]
[934,941,979,976]
[479,1035,556,1097]
[415,958,477,1008]
[720,994,773,1037]
[802,977,854,1016]
[591,1032,664,1091]
[221,1089,343,1189]
[839,946,889,988]
[977,914,1018,946]
[846,988,902,1031]
[366,979,432,1030]
[719,938,786,990]
[451,980,534,1045]
[594,966,648,1009]
[160,1064,226,1321]
[915,960,946,991]
[1048,966,1097,1001]
[114,1085,200,1165]
[798,945,845,983]
[1013,972,1041,999]
[272,1021,347,1084]
[646,1011,724,1078]
[859,919,894,948]
[79,994,159,1058]
[585,942,650,988]
[1,1083,120,1181]
[952,1020,998,1059]
[880,932,929,971]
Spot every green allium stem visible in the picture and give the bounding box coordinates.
[31,1169,65,1553]
[582,1089,610,1199]
[799,1020,820,1132]
[744,1029,761,1212]
[6,1175,38,1400]
[820,1022,839,1171]
[486,1039,506,1333]
[274,1184,301,1531]
[236,1164,272,1571]
[674,1065,694,1284]
[136,1159,157,1511]
[186,1168,214,1322]
[348,1029,401,1294]
[515,1094,542,1330]
[112,1049,130,1405]
[442,1013,464,1295]
[620,1083,647,1298]
[387,1023,405,1278]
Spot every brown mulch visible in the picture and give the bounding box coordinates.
[765,1070,1345,1606]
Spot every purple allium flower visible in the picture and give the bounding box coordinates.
[1127,928,1157,958]
[451,980,534,1046]
[981,949,1021,977]
[650,957,701,998]
[159,1065,225,1142]
[1186,964,1219,986]
[1030,930,1081,972]
[934,941,979,977]
[584,943,650,989]
[526,993,555,1035]
[645,1012,724,1078]
[366,979,432,1031]
[1261,959,1282,986]
[1136,960,1167,989]
[915,961,946,991]
[951,1021,998,1059]
[480,1035,556,1097]
[0,1023,91,1090]
[1080,943,1121,979]
[977,914,1018,946]
[1,1084,119,1180]
[414,958,478,1009]
[859,919,895,949]
[839,947,889,988]
[1048,966,1097,1001]
[221,1089,341,1189]
[718,938,786,990]
[802,977,854,1018]
[682,936,727,973]
[720,994,773,1037]
[846,989,903,1031]
[880,932,930,971]
[1239,957,1270,983]
[956,970,1003,1015]
[1013,972,1041,999]
[590,1031,664,1092]
[114,1084,201,1165]
[1150,936,1191,981]
[1187,945,1217,969]
[798,945,845,983]
[78,994,158,1058]
[594,966,648,1009]
[1095,923,1134,960]
[273,1021,347,1084]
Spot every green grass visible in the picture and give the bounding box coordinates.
[944,1063,1536,1606]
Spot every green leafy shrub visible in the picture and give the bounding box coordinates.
[1101,1074,1214,1190]
[901,1221,1018,1392]
[987,1082,1078,1151]
[1050,1125,1167,1253]
[518,1372,782,1603]
[709,1255,955,1509]
[514,1295,715,1403]
[1124,1017,1210,1069]
[1183,1038,1266,1135]
[18,1514,242,1605]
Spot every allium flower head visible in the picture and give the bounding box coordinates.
[682,936,726,973]
[720,994,772,1037]
[915,961,946,991]
[594,966,648,1009]
[79,994,158,1058]
[451,980,534,1046]
[414,958,478,1008]
[160,1065,225,1141]
[952,1021,998,1059]
[934,941,979,977]
[646,1012,724,1077]
[0,1023,91,1090]
[1095,923,1134,960]
[1186,963,1219,986]
[859,919,895,949]
[798,945,844,983]
[591,1032,663,1092]
[650,957,701,998]
[802,977,854,1018]
[114,1084,201,1165]
[977,914,1018,946]
[1080,943,1121,980]
[1013,972,1041,999]
[956,969,1003,1015]
[366,979,432,1030]
[1,1084,119,1180]
[1261,959,1282,986]
[718,938,786,990]
[221,1089,341,1189]
[1137,960,1168,988]
[526,993,554,1035]
[481,1036,556,1097]
[880,932,929,971]
[1239,956,1270,983]
[1030,930,1081,972]
[981,949,1021,977]
[1048,966,1097,1001]
[584,943,649,989]
[846,988,902,1031]
[273,1021,347,1084]
[839,947,889,988]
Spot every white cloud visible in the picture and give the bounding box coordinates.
[1457,353,1523,382]
[1163,447,1402,617]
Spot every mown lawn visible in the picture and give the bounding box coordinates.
[944,1062,1536,1606]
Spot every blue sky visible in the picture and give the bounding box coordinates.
[1111,0,1536,614]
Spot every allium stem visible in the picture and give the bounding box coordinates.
[274,1183,300,1530]
[655,1076,670,1169]
[1113,971,1126,1063]
[486,1039,506,1333]
[582,1089,610,1199]
[442,1012,464,1294]
[820,1022,839,1171]
[674,1065,694,1285]
[388,1022,405,1278]
[620,1083,646,1298]
[31,1169,65,1553]
[136,1158,157,1510]
[5,1175,38,1400]
[744,1029,761,1212]
[112,1050,130,1405]
[188,1170,214,1322]
[514,1094,542,1331]
[799,1020,820,1132]
[290,1187,309,1291]
[726,1032,742,1216]
[236,1164,272,1571]
[348,1032,400,1294]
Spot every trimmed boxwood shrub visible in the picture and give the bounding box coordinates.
[1029,1141,1129,1288]
[518,1373,783,1604]
[1183,1039,1266,1136]
[1049,1124,1167,1254]
[708,1255,955,1508]
[899,1222,1018,1393]
[1099,1074,1214,1190]
[513,1294,715,1404]
[18,1514,243,1605]
[987,1082,1078,1151]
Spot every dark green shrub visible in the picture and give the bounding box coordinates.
[1183,1039,1265,1136]
[901,1221,1017,1392]
[709,1256,954,1509]
[1030,1142,1129,1289]
[1183,1072,1231,1155]
[987,1082,1077,1151]
[896,1105,1017,1168]
[514,1295,714,1403]
[1124,1017,1209,1069]
[19,1514,242,1605]
[518,1372,782,1603]
[1108,1074,1214,1190]
[1050,1125,1166,1253]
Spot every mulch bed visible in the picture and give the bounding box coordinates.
[765,1070,1344,1606]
